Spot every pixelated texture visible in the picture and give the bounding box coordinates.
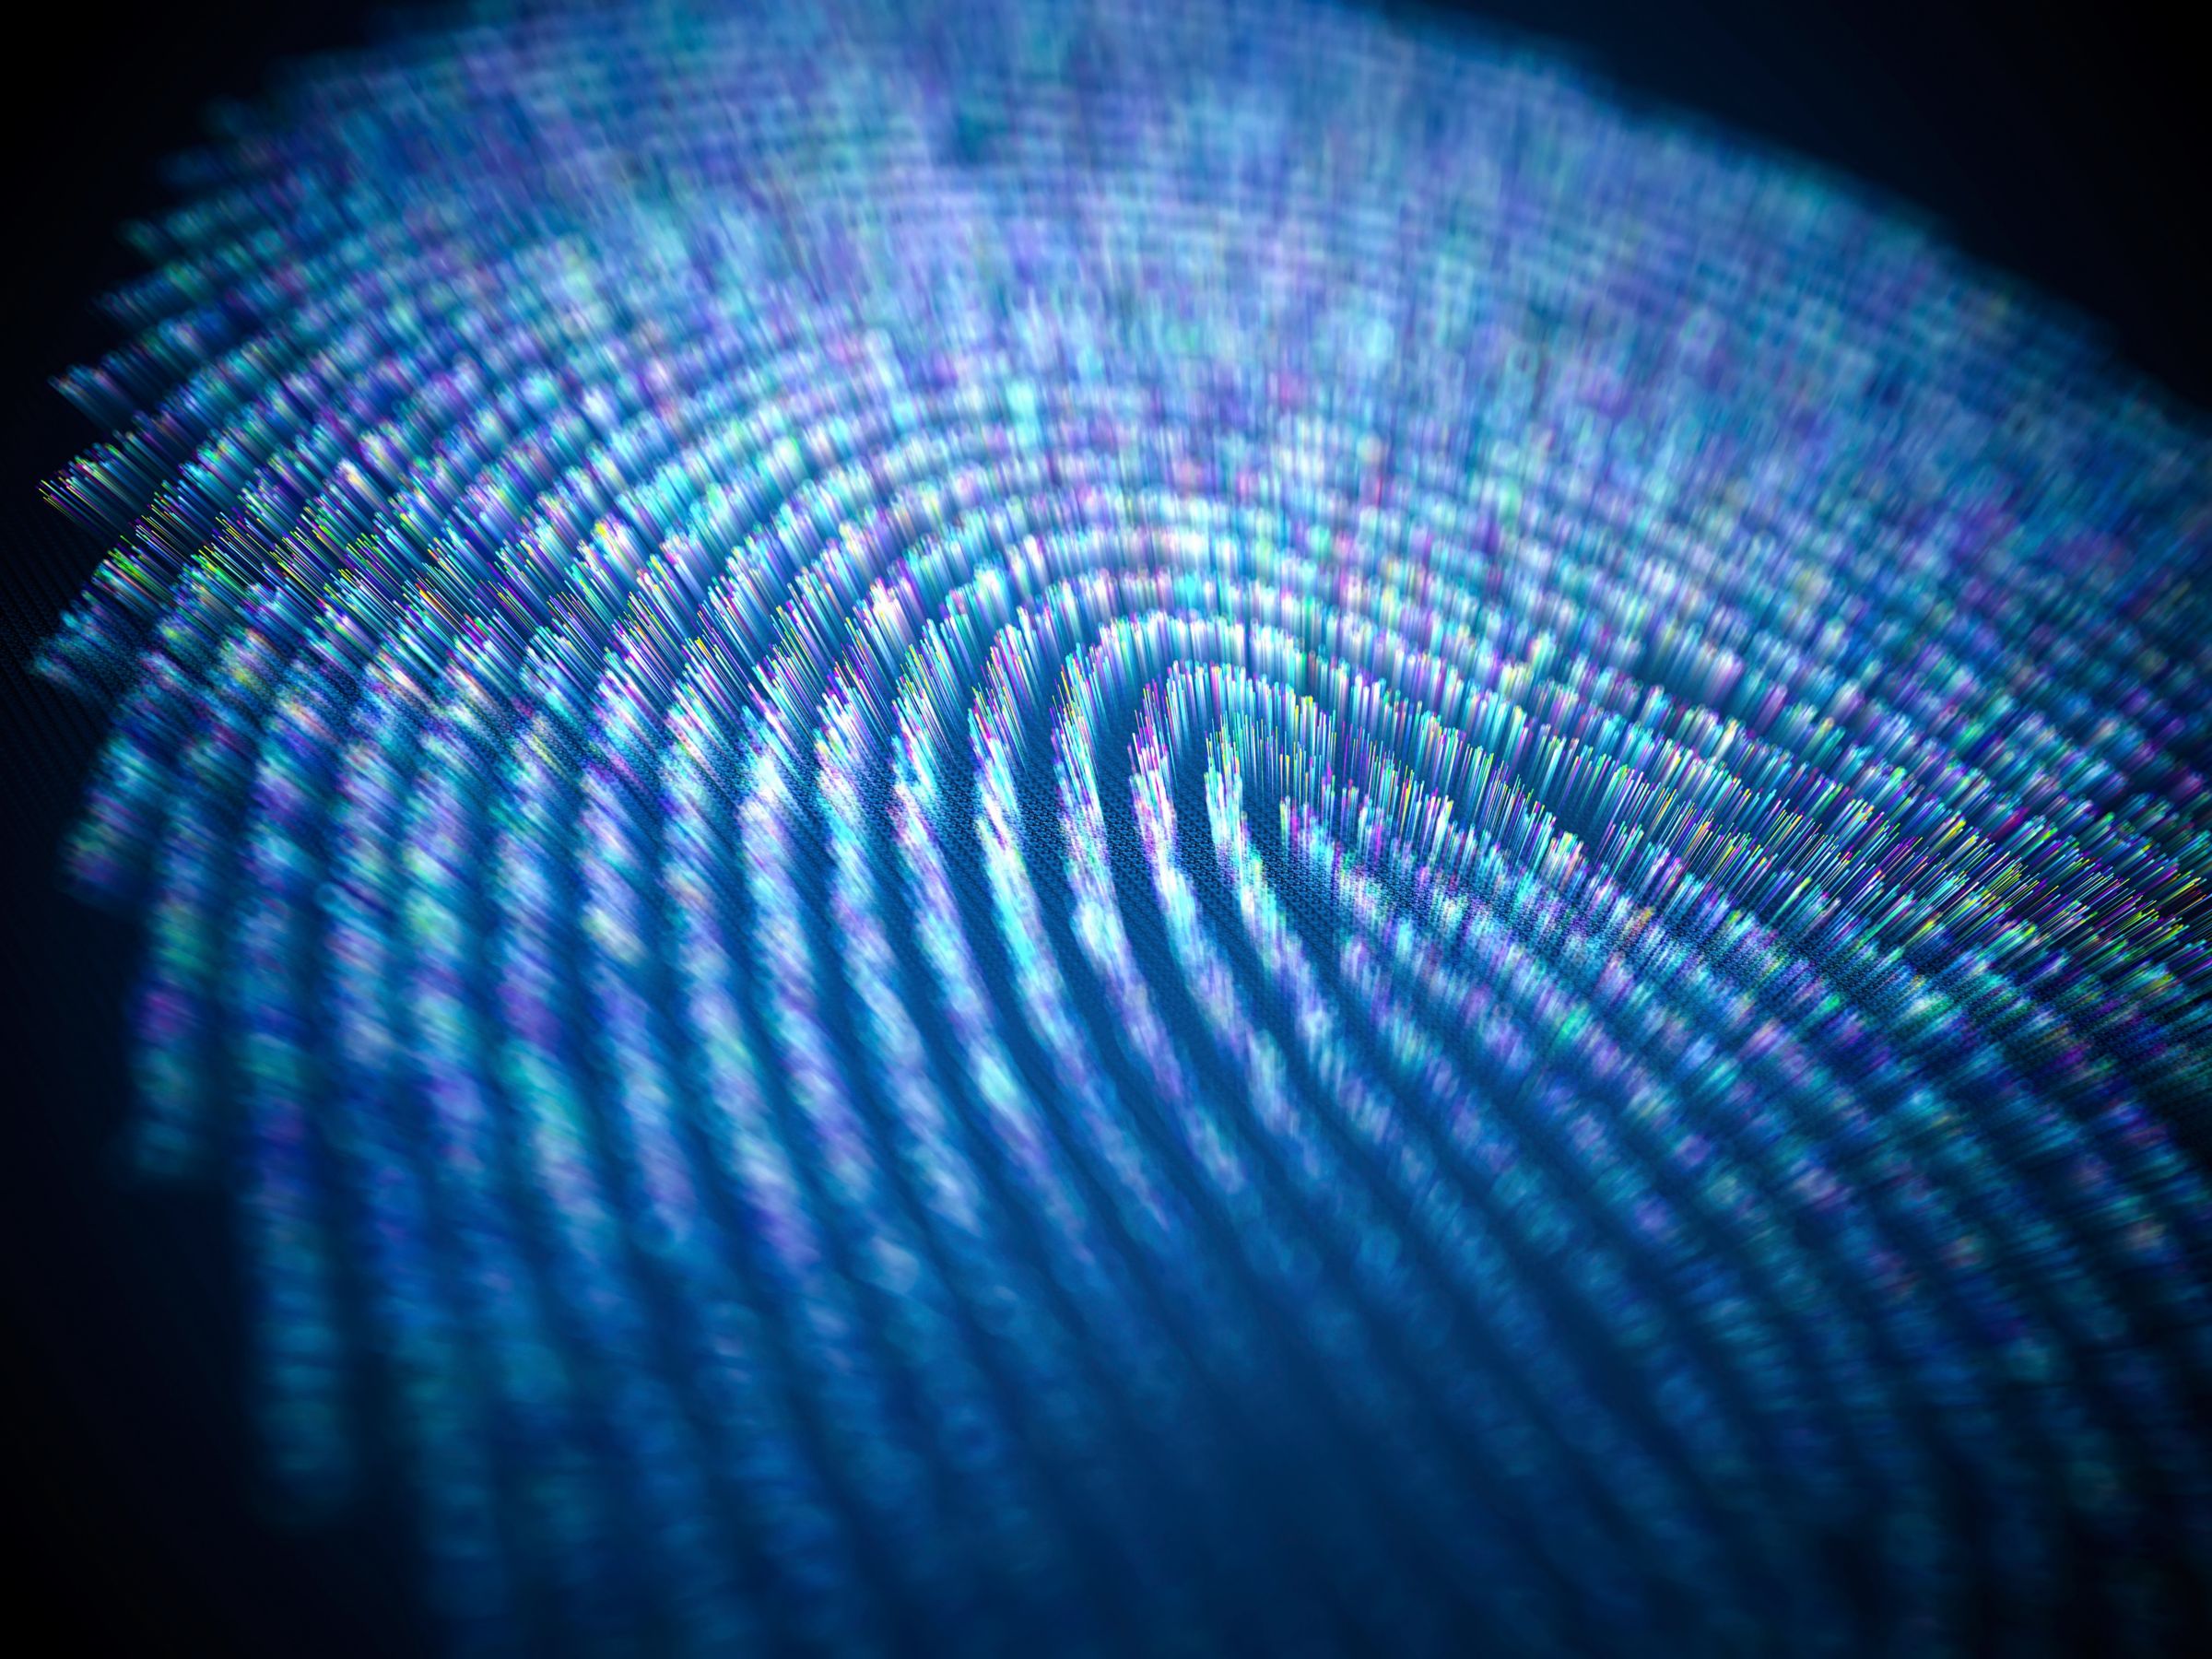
[34,0,2212,1652]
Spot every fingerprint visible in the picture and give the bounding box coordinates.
[34,0,2212,1652]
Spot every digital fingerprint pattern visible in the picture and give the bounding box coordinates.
[35,0,2212,1653]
